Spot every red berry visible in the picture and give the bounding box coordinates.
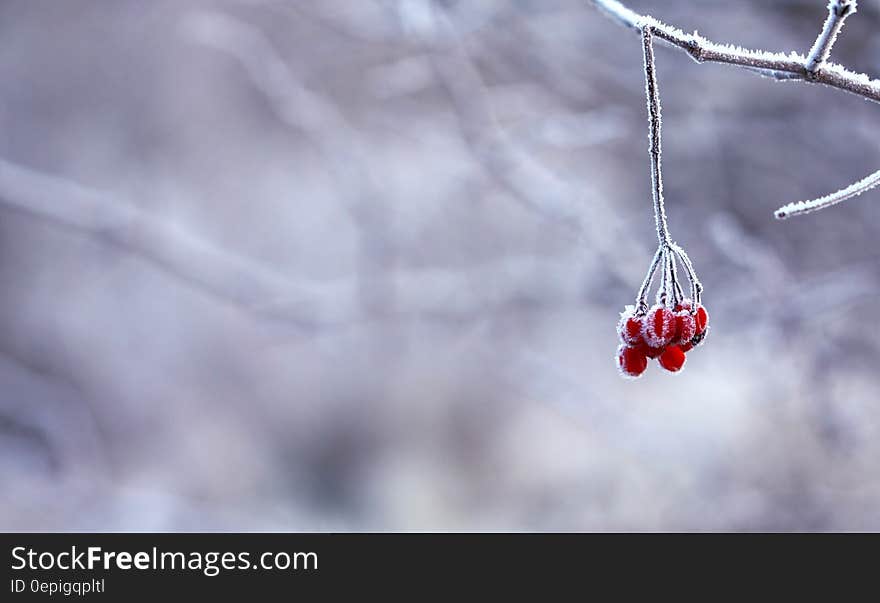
[694,304,709,334]
[677,300,708,347]
[674,310,696,345]
[686,303,709,347]
[617,306,644,345]
[679,341,694,353]
[641,304,675,348]
[617,345,648,379]
[658,345,686,373]
[637,342,664,359]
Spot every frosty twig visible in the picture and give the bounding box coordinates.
[775,167,880,219]
[589,0,876,99]
[589,0,879,219]
[806,1,857,75]
[641,26,670,248]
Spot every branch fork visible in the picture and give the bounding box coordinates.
[590,0,878,220]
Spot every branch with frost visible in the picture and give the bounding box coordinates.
[774,168,880,219]
[589,0,880,219]
[806,0,857,75]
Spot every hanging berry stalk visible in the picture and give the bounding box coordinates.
[616,26,709,379]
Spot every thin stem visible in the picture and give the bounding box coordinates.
[806,1,857,75]
[657,246,668,305]
[775,167,880,219]
[671,244,702,306]
[667,250,684,307]
[636,246,663,313]
[658,248,673,306]
[642,26,671,247]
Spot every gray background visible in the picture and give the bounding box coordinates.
[1,0,879,531]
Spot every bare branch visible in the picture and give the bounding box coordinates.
[775,167,880,219]
[589,0,880,218]
[806,0,857,75]
[588,0,880,102]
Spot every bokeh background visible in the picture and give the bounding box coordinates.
[2,0,879,531]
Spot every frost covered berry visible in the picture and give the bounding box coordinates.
[637,342,664,359]
[617,345,648,379]
[617,305,644,345]
[694,305,709,334]
[690,303,709,346]
[641,304,675,348]
[673,309,696,346]
[675,299,708,347]
[674,299,693,313]
[658,345,686,373]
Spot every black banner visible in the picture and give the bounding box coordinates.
[0,533,873,597]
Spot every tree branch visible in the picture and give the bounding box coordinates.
[775,167,880,219]
[589,0,878,99]
[806,0,857,75]
[588,0,880,219]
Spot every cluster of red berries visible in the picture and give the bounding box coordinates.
[616,300,708,378]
